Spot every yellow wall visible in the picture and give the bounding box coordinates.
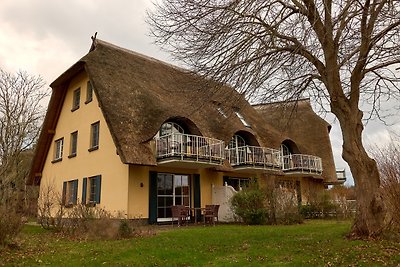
[40,71,129,216]
[128,165,149,219]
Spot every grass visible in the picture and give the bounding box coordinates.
[1,220,399,266]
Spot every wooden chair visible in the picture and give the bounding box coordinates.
[171,205,189,226]
[203,205,220,226]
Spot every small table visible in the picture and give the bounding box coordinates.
[189,207,205,224]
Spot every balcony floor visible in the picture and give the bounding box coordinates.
[157,156,223,169]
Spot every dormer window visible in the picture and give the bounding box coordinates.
[72,88,80,111]
[159,122,185,137]
[281,144,291,156]
[235,111,250,127]
[228,134,246,149]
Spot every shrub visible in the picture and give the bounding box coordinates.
[272,187,303,224]
[0,206,23,247]
[230,183,267,225]
[300,192,339,219]
[370,140,400,233]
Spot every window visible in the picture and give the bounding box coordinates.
[217,107,227,118]
[228,134,246,149]
[89,121,100,151]
[85,81,93,104]
[159,122,184,137]
[62,179,78,206]
[72,88,81,111]
[224,176,250,191]
[157,173,190,221]
[235,111,251,127]
[82,175,102,205]
[69,131,78,158]
[52,138,64,162]
[281,144,291,156]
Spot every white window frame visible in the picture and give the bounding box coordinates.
[54,138,64,161]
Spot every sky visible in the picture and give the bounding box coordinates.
[0,0,398,186]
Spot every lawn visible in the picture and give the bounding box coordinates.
[1,220,399,266]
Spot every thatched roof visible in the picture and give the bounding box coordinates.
[253,100,337,183]
[29,39,287,185]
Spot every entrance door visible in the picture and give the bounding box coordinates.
[157,173,190,222]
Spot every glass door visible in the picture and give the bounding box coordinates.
[157,173,190,222]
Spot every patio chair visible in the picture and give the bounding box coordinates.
[203,204,220,226]
[171,205,189,227]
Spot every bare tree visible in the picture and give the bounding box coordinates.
[0,68,48,207]
[148,0,400,237]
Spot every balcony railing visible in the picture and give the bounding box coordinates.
[226,146,282,169]
[282,154,322,174]
[155,133,225,164]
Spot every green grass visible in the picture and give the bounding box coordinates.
[1,220,399,266]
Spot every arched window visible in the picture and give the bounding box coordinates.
[281,144,291,156]
[228,134,246,149]
[159,122,185,137]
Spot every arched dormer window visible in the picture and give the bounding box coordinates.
[159,122,185,137]
[281,144,291,156]
[228,134,246,149]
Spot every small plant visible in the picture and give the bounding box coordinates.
[118,219,133,239]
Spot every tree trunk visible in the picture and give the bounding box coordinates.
[337,108,385,238]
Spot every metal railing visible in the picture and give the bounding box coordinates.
[282,154,322,174]
[226,146,282,168]
[155,133,225,164]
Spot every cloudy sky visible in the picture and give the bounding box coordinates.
[1,0,398,186]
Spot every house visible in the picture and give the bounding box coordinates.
[28,38,341,223]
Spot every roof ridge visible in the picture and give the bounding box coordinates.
[252,98,310,107]
[93,38,187,72]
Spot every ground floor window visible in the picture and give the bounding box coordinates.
[157,173,190,221]
[224,176,251,191]
[62,179,78,206]
[82,175,102,205]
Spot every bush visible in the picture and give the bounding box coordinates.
[272,187,303,224]
[300,192,339,219]
[0,206,23,247]
[371,140,400,233]
[231,184,267,225]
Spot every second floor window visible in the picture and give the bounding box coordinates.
[89,121,100,151]
[69,131,78,157]
[72,88,81,111]
[54,138,64,161]
[86,81,93,103]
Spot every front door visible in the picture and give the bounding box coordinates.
[157,173,190,222]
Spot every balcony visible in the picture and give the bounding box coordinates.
[155,133,225,168]
[282,154,323,175]
[226,146,282,172]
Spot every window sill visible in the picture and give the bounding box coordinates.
[85,99,92,104]
[68,154,77,158]
[86,202,96,207]
[88,146,99,152]
[71,106,79,112]
[51,158,62,163]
